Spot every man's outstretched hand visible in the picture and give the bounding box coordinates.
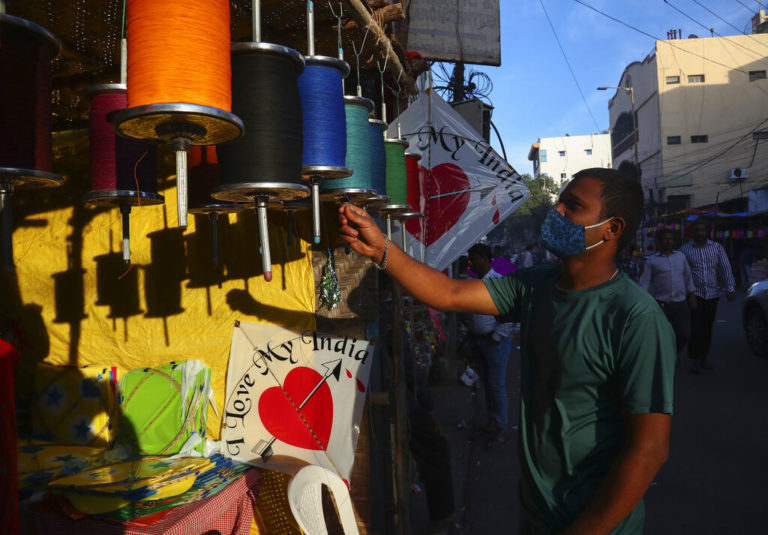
[338,203,387,265]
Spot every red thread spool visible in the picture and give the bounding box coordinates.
[0,14,61,187]
[83,84,163,265]
[85,85,161,199]
[188,146,242,269]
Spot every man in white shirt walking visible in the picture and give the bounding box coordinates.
[681,220,736,373]
[639,229,696,357]
[466,243,512,442]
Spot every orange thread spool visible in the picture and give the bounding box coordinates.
[126,0,232,111]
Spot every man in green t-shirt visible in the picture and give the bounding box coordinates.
[339,168,675,534]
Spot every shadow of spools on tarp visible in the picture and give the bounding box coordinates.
[143,218,186,346]
[185,212,232,317]
[93,249,142,341]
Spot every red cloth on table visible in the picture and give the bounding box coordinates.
[25,469,262,535]
[0,339,19,535]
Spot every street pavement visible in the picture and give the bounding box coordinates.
[410,291,768,534]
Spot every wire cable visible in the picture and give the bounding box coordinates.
[539,0,601,132]
[690,0,768,52]
[572,0,757,74]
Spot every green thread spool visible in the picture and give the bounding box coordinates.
[384,138,409,206]
[321,95,374,201]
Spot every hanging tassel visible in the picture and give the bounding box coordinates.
[320,248,342,310]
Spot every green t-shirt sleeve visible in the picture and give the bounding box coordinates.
[483,273,524,321]
[617,310,676,415]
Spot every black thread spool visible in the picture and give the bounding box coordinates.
[188,145,242,270]
[82,84,163,266]
[0,14,62,270]
[214,43,309,283]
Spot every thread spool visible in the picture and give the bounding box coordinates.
[299,56,351,244]
[384,138,410,206]
[321,96,375,203]
[83,84,163,266]
[213,43,308,282]
[0,15,61,271]
[188,146,242,269]
[0,14,62,188]
[114,0,244,228]
[368,138,411,239]
[367,118,389,205]
[405,152,427,250]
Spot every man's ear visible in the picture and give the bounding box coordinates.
[605,217,626,242]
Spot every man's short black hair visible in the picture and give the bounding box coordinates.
[468,243,492,262]
[572,167,644,250]
[656,228,675,242]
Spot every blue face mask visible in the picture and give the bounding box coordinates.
[541,208,614,258]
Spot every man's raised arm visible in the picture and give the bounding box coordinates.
[338,203,499,315]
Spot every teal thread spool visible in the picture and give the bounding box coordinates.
[384,138,409,206]
[321,95,374,203]
[367,118,388,204]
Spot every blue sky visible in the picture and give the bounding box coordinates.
[470,0,763,175]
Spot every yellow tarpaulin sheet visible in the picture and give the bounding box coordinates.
[2,164,316,440]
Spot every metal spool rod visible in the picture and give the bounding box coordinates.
[399,218,407,255]
[311,175,321,244]
[386,214,392,241]
[119,204,131,265]
[173,137,191,226]
[252,0,261,42]
[307,1,315,56]
[1,183,13,270]
[256,196,273,282]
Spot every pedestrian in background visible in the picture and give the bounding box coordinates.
[519,244,535,268]
[681,220,736,373]
[466,243,512,443]
[639,228,696,357]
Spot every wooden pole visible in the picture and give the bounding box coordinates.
[391,281,409,534]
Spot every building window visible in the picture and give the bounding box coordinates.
[688,74,705,83]
[558,150,565,157]
[585,149,592,155]
[666,75,680,84]
[540,149,547,163]
[666,195,691,211]
[667,136,681,145]
[750,70,767,81]
[560,173,567,179]
[691,135,708,143]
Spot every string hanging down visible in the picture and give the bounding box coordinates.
[83,84,163,265]
[299,56,351,244]
[0,14,62,270]
[321,96,375,203]
[213,43,308,282]
[113,0,244,228]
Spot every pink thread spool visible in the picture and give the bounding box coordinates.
[82,84,163,265]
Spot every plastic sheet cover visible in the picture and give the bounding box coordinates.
[387,91,530,271]
[4,193,317,441]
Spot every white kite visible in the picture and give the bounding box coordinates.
[221,320,373,484]
[388,91,530,271]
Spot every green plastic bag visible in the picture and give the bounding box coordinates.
[116,360,213,456]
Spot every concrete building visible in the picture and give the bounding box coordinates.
[527,133,612,185]
[606,24,768,215]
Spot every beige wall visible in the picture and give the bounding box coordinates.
[609,33,768,210]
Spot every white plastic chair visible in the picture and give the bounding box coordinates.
[287,465,360,535]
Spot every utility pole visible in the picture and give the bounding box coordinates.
[452,62,465,102]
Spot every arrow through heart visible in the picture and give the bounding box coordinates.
[257,360,341,453]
